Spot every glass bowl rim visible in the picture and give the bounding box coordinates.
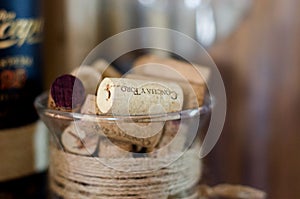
[34,92,212,122]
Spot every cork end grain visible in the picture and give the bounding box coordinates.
[96,77,114,114]
[48,74,86,111]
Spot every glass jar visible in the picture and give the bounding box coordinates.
[34,24,225,198]
[34,89,211,199]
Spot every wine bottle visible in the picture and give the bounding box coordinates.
[0,1,48,198]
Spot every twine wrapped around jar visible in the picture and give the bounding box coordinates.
[50,145,202,199]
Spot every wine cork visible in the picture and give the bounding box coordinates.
[198,184,266,199]
[80,94,100,115]
[80,93,163,148]
[97,121,163,148]
[48,74,86,112]
[92,59,122,78]
[61,122,99,156]
[125,74,205,109]
[150,120,187,157]
[96,77,183,115]
[71,65,102,95]
[133,54,211,85]
[132,55,210,107]
[98,139,132,158]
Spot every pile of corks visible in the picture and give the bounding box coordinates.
[47,54,266,198]
[47,54,209,157]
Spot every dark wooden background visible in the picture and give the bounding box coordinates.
[43,0,300,198]
[207,0,300,198]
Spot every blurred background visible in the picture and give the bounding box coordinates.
[43,0,300,198]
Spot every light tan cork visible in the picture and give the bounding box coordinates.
[92,59,122,78]
[98,139,132,158]
[132,55,210,107]
[125,74,205,109]
[71,66,102,95]
[96,77,183,115]
[61,122,99,156]
[79,94,164,148]
[133,54,211,85]
[80,94,100,115]
[149,120,188,157]
[97,121,163,148]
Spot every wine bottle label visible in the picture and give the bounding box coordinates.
[0,121,48,182]
[0,0,47,182]
[0,0,43,129]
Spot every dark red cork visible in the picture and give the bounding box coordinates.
[50,74,86,110]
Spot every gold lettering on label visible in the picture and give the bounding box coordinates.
[0,9,16,21]
[0,10,43,49]
[0,56,33,68]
